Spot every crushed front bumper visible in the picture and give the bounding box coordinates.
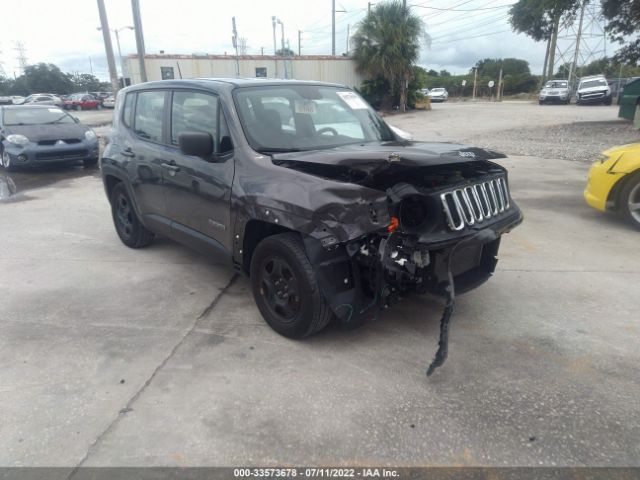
[304,204,523,326]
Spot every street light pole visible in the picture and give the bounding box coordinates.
[272,16,278,78]
[277,19,286,79]
[98,26,134,80]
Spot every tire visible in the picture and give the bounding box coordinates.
[83,158,98,167]
[250,233,333,338]
[604,97,612,106]
[620,172,640,231]
[75,104,82,111]
[109,182,154,248]
[538,100,543,105]
[1,150,16,172]
[97,104,102,110]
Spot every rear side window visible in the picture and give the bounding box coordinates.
[122,93,134,128]
[171,90,232,153]
[134,91,165,142]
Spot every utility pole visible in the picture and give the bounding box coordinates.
[277,19,286,79]
[368,2,372,13]
[568,0,587,89]
[547,11,560,78]
[497,68,503,101]
[232,17,240,77]
[472,67,477,100]
[89,56,94,75]
[14,41,28,75]
[131,0,147,83]
[272,16,278,78]
[298,30,302,56]
[346,24,349,55]
[332,0,336,55]
[96,0,120,93]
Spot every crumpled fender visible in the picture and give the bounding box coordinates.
[232,150,391,245]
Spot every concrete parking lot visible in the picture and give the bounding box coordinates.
[1,102,639,467]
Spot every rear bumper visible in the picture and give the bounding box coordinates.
[2,139,99,167]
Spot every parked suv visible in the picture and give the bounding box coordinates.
[576,75,612,105]
[538,79,570,104]
[101,79,522,366]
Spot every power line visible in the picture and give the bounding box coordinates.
[423,0,504,26]
[413,3,513,11]
[430,28,512,44]
[428,13,510,38]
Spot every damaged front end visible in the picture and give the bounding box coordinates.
[274,142,523,374]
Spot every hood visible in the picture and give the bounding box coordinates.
[271,141,505,176]
[4,123,90,142]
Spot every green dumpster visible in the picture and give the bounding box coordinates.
[618,78,640,122]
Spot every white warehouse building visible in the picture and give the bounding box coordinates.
[123,54,364,88]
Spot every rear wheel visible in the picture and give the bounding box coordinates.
[620,172,640,231]
[250,233,333,338]
[109,183,154,248]
[75,104,82,111]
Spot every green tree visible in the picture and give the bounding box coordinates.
[601,0,640,64]
[275,48,295,56]
[427,69,438,76]
[509,0,580,79]
[22,63,74,94]
[71,73,109,92]
[439,69,451,77]
[352,0,426,111]
[474,58,532,78]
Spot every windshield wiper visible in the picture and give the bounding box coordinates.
[257,147,303,153]
[45,115,68,124]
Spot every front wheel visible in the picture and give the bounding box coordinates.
[250,233,333,338]
[1,150,15,172]
[620,173,640,231]
[75,104,82,111]
[109,183,154,248]
[538,100,544,105]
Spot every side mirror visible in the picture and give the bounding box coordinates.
[178,132,213,158]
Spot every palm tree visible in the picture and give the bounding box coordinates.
[351,0,425,112]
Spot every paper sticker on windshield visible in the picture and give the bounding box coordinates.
[337,91,368,109]
[294,100,317,114]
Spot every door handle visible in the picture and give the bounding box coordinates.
[161,162,180,173]
[121,147,135,157]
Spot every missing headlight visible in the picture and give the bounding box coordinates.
[399,195,430,231]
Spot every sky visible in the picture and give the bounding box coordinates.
[0,0,618,81]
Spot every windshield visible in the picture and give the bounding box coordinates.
[3,107,75,125]
[545,81,568,89]
[580,79,608,89]
[431,88,445,92]
[233,85,394,152]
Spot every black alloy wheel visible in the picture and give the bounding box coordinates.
[250,233,333,338]
[109,183,154,248]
